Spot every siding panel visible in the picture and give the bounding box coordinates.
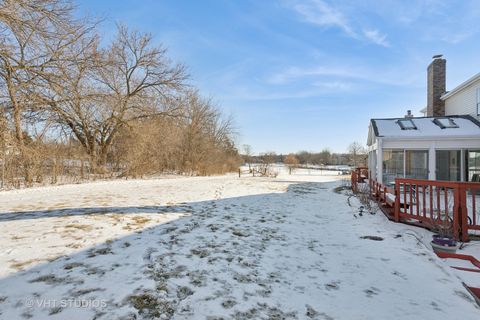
[445,78,480,119]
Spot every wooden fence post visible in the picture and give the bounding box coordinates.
[457,185,469,242]
[453,185,460,241]
[394,179,400,222]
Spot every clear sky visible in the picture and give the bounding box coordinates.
[76,0,480,154]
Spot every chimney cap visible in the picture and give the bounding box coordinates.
[432,54,443,59]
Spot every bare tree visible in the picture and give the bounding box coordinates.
[110,89,239,177]
[93,24,186,168]
[47,24,187,171]
[0,107,8,188]
[284,153,299,174]
[112,116,182,177]
[177,90,238,175]
[0,0,84,143]
[318,148,331,165]
[0,0,90,183]
[0,2,240,188]
[252,151,277,177]
[348,141,366,167]
[242,144,253,170]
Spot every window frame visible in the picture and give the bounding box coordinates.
[382,149,405,184]
[396,119,417,130]
[405,150,429,180]
[432,117,459,129]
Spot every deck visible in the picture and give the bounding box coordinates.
[352,167,480,241]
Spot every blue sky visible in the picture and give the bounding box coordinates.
[77,0,480,154]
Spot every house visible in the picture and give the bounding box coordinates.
[443,72,480,119]
[367,55,480,184]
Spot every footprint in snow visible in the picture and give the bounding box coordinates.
[176,286,194,300]
[325,281,341,291]
[392,270,408,280]
[364,287,381,298]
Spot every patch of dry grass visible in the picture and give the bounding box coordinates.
[10,259,43,271]
[131,216,151,225]
[123,215,152,230]
[10,235,26,241]
[64,223,93,232]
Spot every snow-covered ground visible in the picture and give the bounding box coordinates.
[0,168,479,319]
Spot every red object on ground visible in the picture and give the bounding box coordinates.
[434,252,480,305]
[451,266,480,273]
[435,251,480,269]
[465,286,480,305]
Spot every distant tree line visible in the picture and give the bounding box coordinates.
[0,0,239,189]
[241,142,367,168]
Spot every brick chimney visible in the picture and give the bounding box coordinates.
[427,55,446,117]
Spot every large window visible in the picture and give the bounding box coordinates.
[468,150,480,181]
[382,150,404,184]
[405,150,428,180]
[436,150,461,181]
[382,149,429,184]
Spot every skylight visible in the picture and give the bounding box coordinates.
[397,119,417,130]
[433,118,459,129]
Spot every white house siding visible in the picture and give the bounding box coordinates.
[444,78,480,119]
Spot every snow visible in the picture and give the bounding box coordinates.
[372,116,480,138]
[0,168,479,319]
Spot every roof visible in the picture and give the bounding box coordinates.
[441,72,480,100]
[370,115,480,139]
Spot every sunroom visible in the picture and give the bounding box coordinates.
[367,115,480,186]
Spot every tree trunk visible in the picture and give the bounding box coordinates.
[6,77,34,186]
[80,160,85,180]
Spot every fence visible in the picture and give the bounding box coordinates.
[394,178,480,242]
[352,168,480,242]
[238,166,278,178]
[0,155,120,190]
[351,167,368,193]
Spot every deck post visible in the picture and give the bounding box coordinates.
[394,179,400,222]
[458,185,469,242]
[453,185,460,241]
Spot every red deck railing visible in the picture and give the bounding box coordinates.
[351,167,368,193]
[369,178,395,207]
[352,168,480,242]
[394,178,480,242]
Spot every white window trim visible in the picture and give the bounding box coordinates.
[477,87,480,115]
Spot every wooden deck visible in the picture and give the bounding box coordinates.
[352,169,480,242]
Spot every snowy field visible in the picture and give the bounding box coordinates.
[0,168,479,319]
